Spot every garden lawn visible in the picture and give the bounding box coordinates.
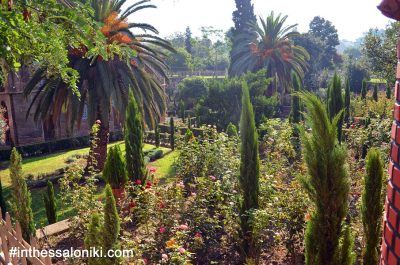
[148,150,178,182]
[0,142,169,187]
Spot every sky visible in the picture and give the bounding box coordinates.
[128,0,393,41]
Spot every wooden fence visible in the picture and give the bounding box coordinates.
[0,213,52,265]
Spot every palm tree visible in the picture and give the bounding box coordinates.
[229,12,309,95]
[24,0,174,170]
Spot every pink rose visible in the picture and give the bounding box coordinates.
[179,224,189,230]
[179,247,186,254]
[159,226,166,233]
[162,253,168,260]
[209,175,216,181]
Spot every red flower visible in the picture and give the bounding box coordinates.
[159,226,166,233]
[158,201,166,209]
[143,258,148,263]
[146,181,152,189]
[195,232,202,238]
[129,201,136,209]
[135,180,142,185]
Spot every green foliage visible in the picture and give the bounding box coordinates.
[0,178,6,219]
[103,184,121,264]
[226,122,239,137]
[344,78,351,123]
[386,84,391,99]
[103,145,127,189]
[290,72,302,124]
[339,225,356,265]
[43,181,57,225]
[299,93,350,265]
[361,79,367,99]
[125,90,146,183]
[85,213,103,265]
[239,82,260,259]
[178,77,208,109]
[10,148,35,241]
[155,124,160,148]
[179,100,185,122]
[327,72,344,142]
[361,148,383,265]
[346,59,369,93]
[185,26,193,54]
[170,117,175,150]
[372,85,378,102]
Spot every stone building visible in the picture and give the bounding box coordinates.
[0,67,121,148]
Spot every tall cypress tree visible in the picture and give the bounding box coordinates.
[10,148,35,241]
[154,123,160,148]
[85,213,103,265]
[179,100,185,122]
[125,90,146,182]
[103,184,121,264]
[372,84,378,102]
[386,84,391,99]
[43,181,57,224]
[361,79,367,100]
[103,146,127,189]
[327,72,344,142]
[290,72,302,124]
[344,77,351,124]
[239,81,260,260]
[361,148,383,265]
[185,26,192,54]
[170,117,175,150]
[299,92,351,265]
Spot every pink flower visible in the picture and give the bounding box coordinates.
[162,253,168,261]
[159,226,166,234]
[195,232,202,238]
[143,258,148,263]
[95,120,101,124]
[135,180,142,185]
[191,192,197,197]
[149,167,157,173]
[209,175,216,181]
[179,247,186,254]
[177,181,185,188]
[179,224,189,230]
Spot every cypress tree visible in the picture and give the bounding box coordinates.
[185,26,193,54]
[239,81,260,260]
[361,79,367,100]
[188,115,192,129]
[0,178,7,219]
[103,184,121,264]
[327,72,344,143]
[290,72,301,124]
[103,145,127,189]
[155,124,160,148]
[43,181,57,225]
[10,148,35,241]
[179,100,185,122]
[372,84,378,101]
[226,122,238,138]
[299,92,350,265]
[125,90,146,183]
[361,148,383,265]
[85,213,103,265]
[344,78,351,124]
[339,225,356,265]
[170,117,175,150]
[386,84,391,99]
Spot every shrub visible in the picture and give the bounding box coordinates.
[226,122,238,138]
[386,84,391,99]
[361,148,383,265]
[10,148,35,241]
[43,181,57,224]
[103,184,121,264]
[372,84,378,102]
[125,90,146,182]
[290,72,302,124]
[103,145,127,189]
[239,82,260,260]
[299,92,351,265]
[344,77,351,124]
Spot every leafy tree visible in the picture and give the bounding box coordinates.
[230,12,310,94]
[226,122,238,137]
[346,58,369,93]
[165,47,192,72]
[155,124,160,148]
[125,90,146,183]
[10,148,35,241]
[299,92,350,265]
[24,0,173,171]
[0,178,6,219]
[178,77,208,109]
[327,72,344,142]
[103,145,127,189]
[103,184,121,264]
[309,16,340,69]
[170,117,175,150]
[85,213,103,265]
[373,84,378,101]
[387,84,391,99]
[179,100,185,122]
[344,78,351,124]
[361,79,367,99]
[43,181,57,225]
[361,148,383,265]
[239,82,260,260]
[185,26,193,54]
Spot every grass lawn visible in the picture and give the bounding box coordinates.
[1,142,175,227]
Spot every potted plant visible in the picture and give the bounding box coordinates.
[103,145,128,200]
